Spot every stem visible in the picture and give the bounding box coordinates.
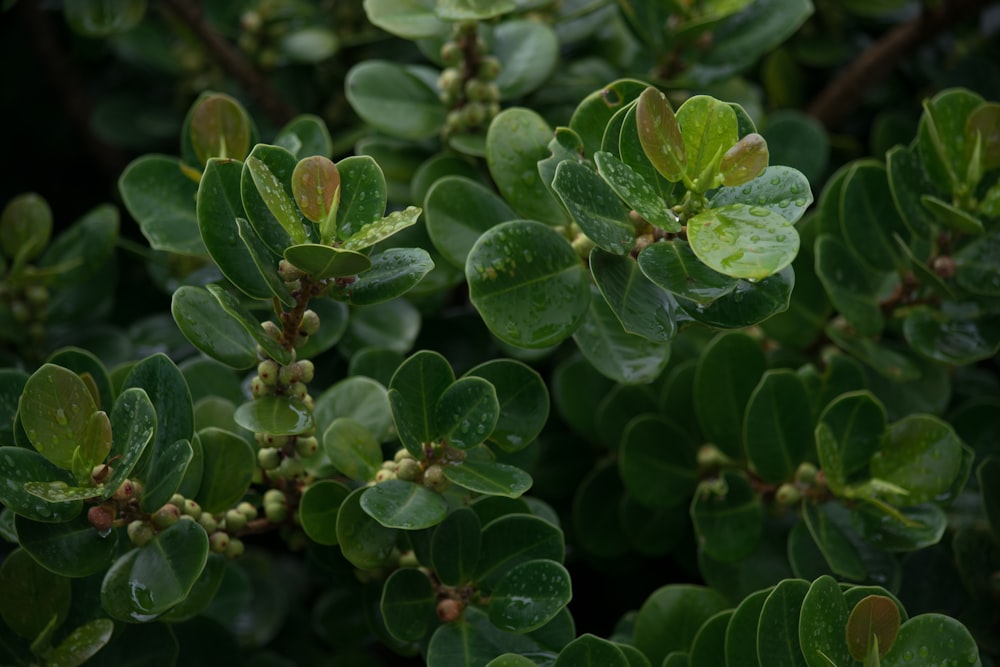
[162,0,296,127]
[806,0,995,129]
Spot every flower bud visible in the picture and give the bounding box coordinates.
[258,447,281,470]
[257,360,280,386]
[225,537,245,559]
[87,504,115,533]
[209,531,231,554]
[237,501,258,521]
[437,598,464,623]
[182,498,202,519]
[299,310,320,335]
[423,464,449,491]
[297,359,315,383]
[152,503,181,529]
[396,458,422,482]
[226,508,249,532]
[295,435,319,458]
[127,520,155,547]
[775,483,802,506]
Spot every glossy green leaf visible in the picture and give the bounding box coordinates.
[0,370,28,448]
[493,20,559,99]
[243,144,311,249]
[487,654,540,667]
[633,584,730,665]
[573,286,671,384]
[274,113,333,159]
[19,363,98,470]
[345,247,434,306]
[594,152,679,231]
[389,350,455,457]
[846,594,900,660]
[171,286,258,369]
[314,376,393,443]
[431,507,481,586]
[840,161,906,272]
[15,512,117,577]
[336,487,399,568]
[299,479,351,545]
[569,79,648,160]
[689,610,733,667]
[687,204,799,281]
[675,96,738,190]
[101,519,209,622]
[0,446,82,521]
[854,502,947,552]
[917,88,984,195]
[881,614,981,667]
[756,579,810,667]
[619,415,698,508]
[799,575,852,667]
[362,478,448,529]
[46,617,115,667]
[710,165,813,225]
[118,155,204,255]
[902,305,1000,365]
[234,396,313,435]
[885,145,935,239]
[486,108,568,225]
[336,155,388,240]
[380,567,438,642]
[694,332,766,459]
[135,437,192,513]
[467,220,590,349]
[187,92,252,165]
[554,634,629,667]
[465,359,548,453]
[553,160,635,255]
[444,459,532,498]
[433,377,499,449]
[362,0,445,39]
[425,176,516,268]
[46,348,113,414]
[345,61,445,140]
[156,553,227,623]
[326,417,382,482]
[193,427,255,514]
[691,470,763,562]
[635,86,686,183]
[101,387,156,499]
[343,206,422,253]
[955,232,1000,295]
[235,217,295,308]
[437,0,515,20]
[476,514,564,589]
[341,296,418,355]
[197,158,272,300]
[814,234,884,337]
[802,502,867,581]
[83,619,178,666]
[815,390,886,492]
[869,415,966,505]
[0,547,70,639]
[637,239,738,305]
[488,559,571,633]
[724,587,771,667]
[922,194,985,234]
[744,370,813,483]
[283,243,371,280]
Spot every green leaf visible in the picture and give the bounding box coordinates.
[193,427,255,514]
[243,144,311,249]
[274,113,334,159]
[756,579,810,667]
[955,231,1000,295]
[283,243,372,280]
[234,396,314,435]
[348,247,436,306]
[443,459,532,498]
[743,370,813,484]
[814,235,884,337]
[465,359,549,453]
[362,478,448,529]
[553,160,635,255]
[337,155,389,240]
[187,92,253,165]
[0,446,82,522]
[802,502,867,581]
[118,155,204,255]
[869,415,967,505]
[323,417,382,481]
[100,519,209,622]
[45,618,115,667]
[425,176,517,268]
[344,206,422,252]
[235,217,295,308]
[573,286,671,384]
[492,20,559,100]
[815,391,886,492]
[345,61,446,140]
[431,508,481,586]
[619,415,698,508]
[488,654,540,667]
[710,165,813,224]
[902,305,1000,365]
[846,595,900,660]
[15,512,118,577]
[881,614,981,667]
[0,548,70,639]
[885,145,935,239]
[486,108,568,225]
[314,376,393,443]
[967,101,1000,172]
[103,387,157,498]
[637,239,738,305]
[434,377,499,449]
[475,514,564,589]
[467,220,590,349]
[917,88,985,195]
[389,350,455,458]
[724,587,771,667]
[336,486,398,568]
[632,584,730,665]
[594,152,680,232]
[636,86,686,183]
[554,634,630,667]
[840,161,906,272]
[799,575,852,667]
[691,469,763,562]
[488,559,571,633]
[437,0,515,20]
[299,479,351,545]
[291,153,340,237]
[689,610,733,667]
[853,502,947,552]
[675,96,738,190]
[687,204,799,281]
[171,286,258,369]
[694,332,766,459]
[19,363,98,470]
[380,567,438,642]
[362,0,445,39]
[156,553,227,623]
[197,158,273,300]
[569,79,649,160]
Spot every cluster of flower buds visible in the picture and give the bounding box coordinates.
[438,24,502,139]
[126,494,258,559]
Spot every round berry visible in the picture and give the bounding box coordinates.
[423,464,449,491]
[265,502,288,524]
[152,503,181,529]
[261,320,282,340]
[437,598,464,622]
[278,456,305,479]
[87,504,115,533]
[394,448,415,463]
[198,513,219,533]
[477,56,501,80]
[258,360,280,386]
[295,435,319,458]
[209,531,231,554]
[182,498,202,519]
[263,489,286,507]
[775,483,802,506]
[258,447,281,470]
[226,508,249,532]
[297,359,315,383]
[225,537,245,559]
[127,520,155,547]
[396,457,422,482]
[440,41,462,66]
[299,310,320,335]
[237,501,258,521]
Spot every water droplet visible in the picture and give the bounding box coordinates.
[794,198,806,207]
[790,185,800,194]
[770,176,781,185]
[750,207,770,217]
[742,186,752,195]
[776,235,786,242]
[750,235,760,242]
[778,199,790,208]
[904,651,914,661]
[919,646,930,658]
[56,409,68,426]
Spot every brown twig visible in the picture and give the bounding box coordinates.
[162,0,296,127]
[806,0,998,129]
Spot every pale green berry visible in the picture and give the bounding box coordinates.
[295,435,319,458]
[265,502,288,523]
[209,531,231,554]
[225,537,245,559]
[299,310,320,335]
[438,68,463,98]
[279,363,300,386]
[182,498,202,519]
[375,468,396,483]
[127,520,155,547]
[198,513,219,533]
[775,483,802,506]
[394,448,415,463]
[288,382,309,401]
[397,458,422,481]
[440,41,462,66]
[258,447,281,470]
[794,462,818,486]
[226,509,248,532]
[258,360,280,386]
[237,501,258,521]
[278,259,305,281]
[250,376,271,398]
[261,320,282,340]
[169,493,185,508]
[152,504,181,529]
[477,56,501,80]
[462,102,488,127]
[381,460,398,470]
[278,456,305,479]
[423,464,449,491]
[263,489,286,507]
[297,359,315,383]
